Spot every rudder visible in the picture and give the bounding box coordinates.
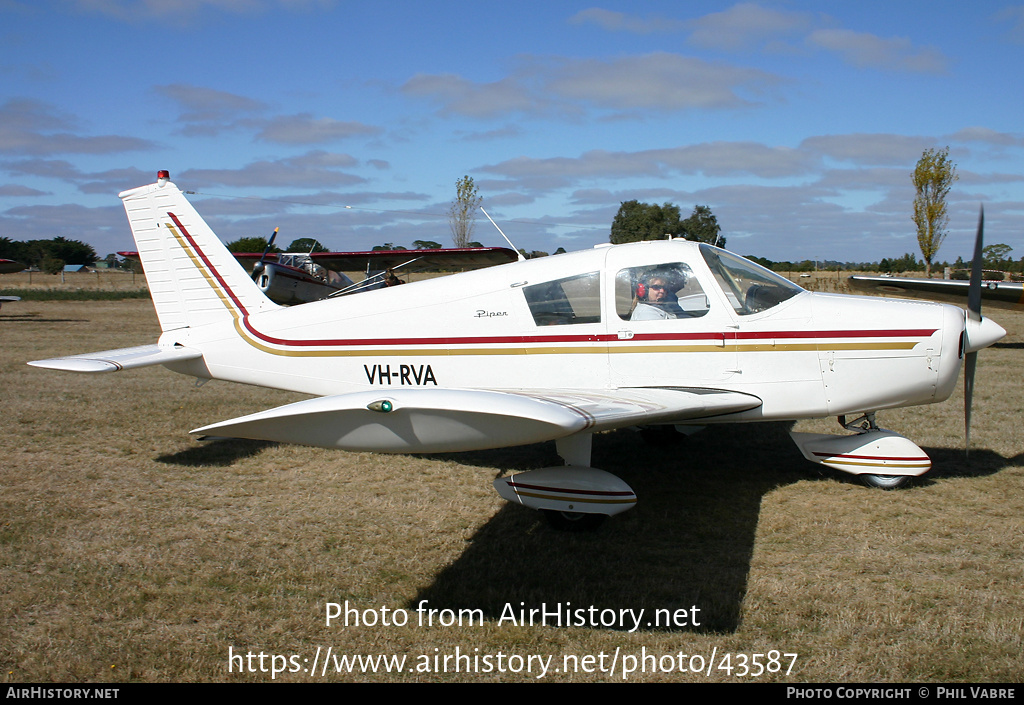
[120,171,278,332]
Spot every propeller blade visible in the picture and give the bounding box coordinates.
[967,208,983,322]
[964,206,983,454]
[964,351,977,455]
[252,227,279,281]
[259,227,280,264]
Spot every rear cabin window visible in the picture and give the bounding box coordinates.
[523,272,601,326]
[615,263,710,321]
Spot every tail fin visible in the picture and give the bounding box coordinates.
[120,172,278,332]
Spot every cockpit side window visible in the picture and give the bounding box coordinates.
[700,245,803,315]
[523,271,601,326]
[615,263,710,321]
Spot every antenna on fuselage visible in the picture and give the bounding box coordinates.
[480,207,526,261]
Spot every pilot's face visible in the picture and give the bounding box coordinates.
[647,278,668,302]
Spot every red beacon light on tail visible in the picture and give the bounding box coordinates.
[157,170,170,184]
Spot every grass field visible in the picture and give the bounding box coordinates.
[1,298,1021,683]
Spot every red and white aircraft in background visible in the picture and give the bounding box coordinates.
[0,258,24,274]
[121,238,517,307]
[0,259,24,309]
[30,172,1006,529]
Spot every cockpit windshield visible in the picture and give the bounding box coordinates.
[700,245,803,315]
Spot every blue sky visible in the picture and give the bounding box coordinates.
[2,1,1023,263]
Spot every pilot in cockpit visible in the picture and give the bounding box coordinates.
[630,270,686,320]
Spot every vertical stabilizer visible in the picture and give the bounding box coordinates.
[120,172,278,332]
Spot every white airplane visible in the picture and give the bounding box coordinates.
[29,172,1007,530]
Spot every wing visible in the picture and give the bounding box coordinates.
[28,344,202,373]
[191,387,762,454]
[849,275,1024,311]
[308,247,519,272]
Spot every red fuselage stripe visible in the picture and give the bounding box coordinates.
[169,212,938,351]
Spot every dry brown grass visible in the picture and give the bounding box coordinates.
[1,299,1021,682]
[0,270,146,292]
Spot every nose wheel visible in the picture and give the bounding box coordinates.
[541,510,607,532]
[860,474,910,489]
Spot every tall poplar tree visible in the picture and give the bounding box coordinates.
[912,147,958,277]
[448,175,482,248]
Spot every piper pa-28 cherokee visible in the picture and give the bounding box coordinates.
[30,172,1006,530]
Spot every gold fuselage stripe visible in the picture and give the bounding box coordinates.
[165,222,927,359]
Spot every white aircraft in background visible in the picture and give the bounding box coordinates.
[29,172,1006,530]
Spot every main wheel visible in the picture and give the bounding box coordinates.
[541,510,607,532]
[860,474,910,489]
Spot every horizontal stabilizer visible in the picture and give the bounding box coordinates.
[28,344,202,374]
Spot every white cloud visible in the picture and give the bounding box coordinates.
[650,142,815,178]
[68,0,334,24]
[255,114,382,145]
[400,73,539,119]
[686,2,813,52]
[479,140,817,191]
[0,99,153,155]
[947,127,1023,147]
[0,184,50,197]
[402,53,782,119]
[179,151,366,188]
[994,6,1024,44]
[155,84,267,122]
[1,159,154,193]
[568,8,686,34]
[801,134,934,166]
[806,29,947,73]
[547,53,780,111]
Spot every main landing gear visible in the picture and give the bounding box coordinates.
[492,433,635,532]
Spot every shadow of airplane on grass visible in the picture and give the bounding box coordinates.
[157,438,278,467]
[0,313,88,323]
[408,422,1019,634]
[148,420,1019,634]
[410,422,805,634]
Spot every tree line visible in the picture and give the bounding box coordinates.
[0,236,99,274]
